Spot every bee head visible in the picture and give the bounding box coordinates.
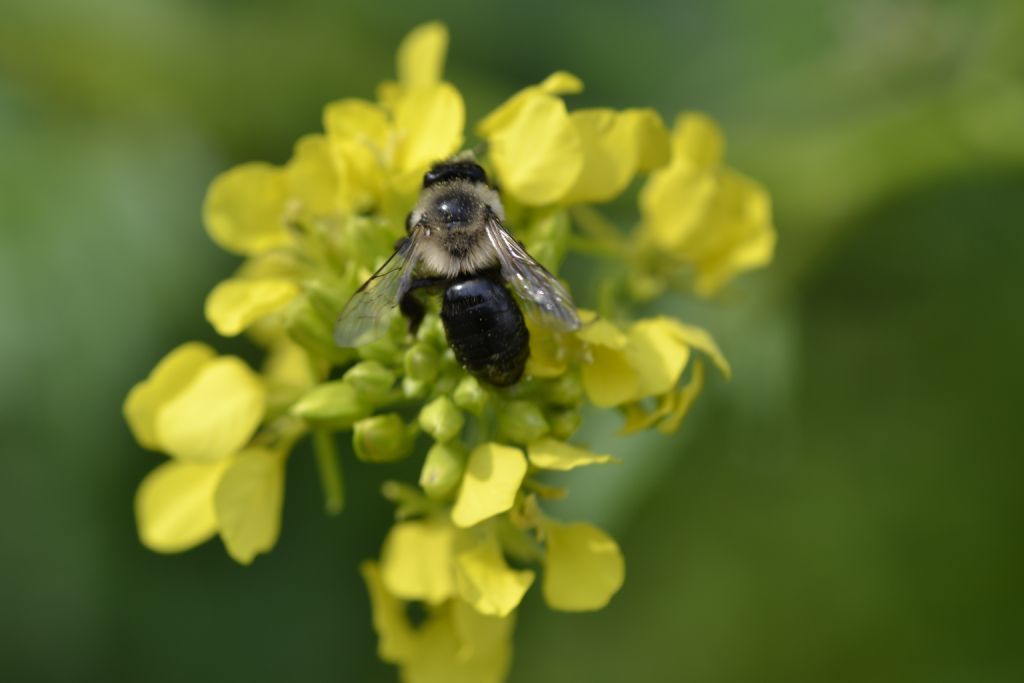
[430,191,476,230]
[408,159,505,238]
[423,160,489,189]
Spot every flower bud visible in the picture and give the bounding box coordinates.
[415,314,447,348]
[548,408,582,439]
[356,330,402,364]
[286,297,353,364]
[419,441,467,500]
[291,380,372,428]
[547,373,583,406]
[343,361,397,405]
[404,343,439,383]
[418,396,465,442]
[453,376,488,415]
[353,414,414,463]
[402,376,429,399]
[303,274,351,322]
[497,400,549,445]
[432,371,458,396]
[523,208,570,270]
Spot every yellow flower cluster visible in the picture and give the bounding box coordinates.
[123,22,774,683]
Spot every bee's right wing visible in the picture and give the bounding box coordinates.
[484,214,581,332]
[334,236,421,348]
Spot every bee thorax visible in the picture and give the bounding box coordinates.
[420,235,496,278]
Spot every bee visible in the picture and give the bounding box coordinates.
[334,157,581,386]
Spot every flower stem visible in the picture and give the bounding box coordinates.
[312,429,344,515]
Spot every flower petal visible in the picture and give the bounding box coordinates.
[397,21,449,88]
[625,318,691,397]
[581,345,639,407]
[688,170,776,296]
[475,71,582,136]
[402,602,511,683]
[392,83,465,175]
[204,277,300,337]
[124,342,215,451]
[639,159,717,252]
[361,561,416,663]
[481,91,582,205]
[450,599,515,663]
[155,356,266,462]
[262,339,319,415]
[618,391,675,435]
[203,162,289,256]
[576,316,628,349]
[658,359,705,434]
[542,521,625,611]
[525,325,569,378]
[135,459,227,553]
[454,536,534,617]
[563,108,669,203]
[538,71,584,96]
[639,112,776,295]
[323,99,391,210]
[380,519,455,604]
[322,98,391,147]
[527,437,617,471]
[672,111,724,171]
[214,448,286,565]
[630,108,672,171]
[663,319,732,379]
[451,443,527,528]
[284,133,339,217]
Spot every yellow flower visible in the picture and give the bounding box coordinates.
[323,22,465,208]
[541,519,625,611]
[373,496,626,625]
[202,163,291,257]
[124,342,265,461]
[363,562,514,683]
[126,343,288,564]
[572,313,731,433]
[638,112,777,295]
[205,276,300,338]
[451,443,528,528]
[125,19,776,683]
[378,518,533,618]
[476,72,671,207]
[133,446,288,564]
[526,437,618,470]
[134,458,229,553]
[213,447,287,564]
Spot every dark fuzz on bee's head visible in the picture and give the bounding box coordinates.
[423,160,488,188]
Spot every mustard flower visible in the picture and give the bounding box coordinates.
[123,21,775,682]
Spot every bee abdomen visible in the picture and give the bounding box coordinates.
[440,276,529,387]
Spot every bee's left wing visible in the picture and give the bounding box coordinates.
[334,235,421,347]
[484,214,581,332]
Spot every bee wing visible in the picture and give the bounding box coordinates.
[484,215,581,332]
[334,236,421,347]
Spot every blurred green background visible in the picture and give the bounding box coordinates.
[3,0,1023,681]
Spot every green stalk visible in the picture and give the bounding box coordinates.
[312,429,344,515]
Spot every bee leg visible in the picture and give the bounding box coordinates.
[399,291,427,335]
[400,277,448,336]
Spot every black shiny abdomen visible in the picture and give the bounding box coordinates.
[440,276,529,387]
